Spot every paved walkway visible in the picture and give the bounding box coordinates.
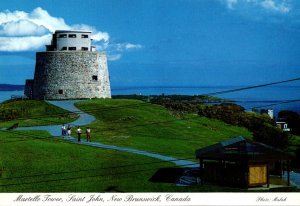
[16,100,198,168]
[14,100,300,188]
[283,172,300,189]
[16,100,95,136]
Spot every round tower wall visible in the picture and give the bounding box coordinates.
[32,51,111,100]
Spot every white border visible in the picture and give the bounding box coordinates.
[0,193,300,206]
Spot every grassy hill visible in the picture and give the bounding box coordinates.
[0,130,243,192]
[0,98,254,192]
[75,99,251,158]
[0,100,78,128]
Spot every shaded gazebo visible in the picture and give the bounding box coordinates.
[195,136,294,188]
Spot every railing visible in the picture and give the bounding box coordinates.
[10,95,29,101]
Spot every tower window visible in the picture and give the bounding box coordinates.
[58,34,67,38]
[81,34,89,38]
[81,47,88,51]
[68,34,76,38]
[92,75,98,81]
[69,47,76,51]
[61,47,67,51]
[58,89,63,94]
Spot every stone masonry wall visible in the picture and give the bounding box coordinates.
[32,51,111,100]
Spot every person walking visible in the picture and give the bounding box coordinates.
[67,125,72,137]
[61,124,66,138]
[86,127,91,142]
[77,126,82,142]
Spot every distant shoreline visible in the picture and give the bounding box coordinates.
[0,84,24,91]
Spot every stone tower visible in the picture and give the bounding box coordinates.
[24,30,111,100]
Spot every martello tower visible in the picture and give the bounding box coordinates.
[24,30,111,100]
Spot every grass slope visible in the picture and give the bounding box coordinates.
[0,130,240,192]
[0,100,78,128]
[75,99,252,157]
[1,99,296,192]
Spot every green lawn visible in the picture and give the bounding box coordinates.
[1,99,298,192]
[0,100,78,128]
[75,99,252,157]
[0,130,240,192]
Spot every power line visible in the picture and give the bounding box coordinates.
[1,102,149,122]
[1,79,299,145]
[0,161,197,188]
[0,129,198,157]
[0,165,199,192]
[0,156,195,181]
[0,102,151,122]
[1,77,300,122]
[0,130,197,186]
[0,114,205,146]
[200,77,300,96]
[252,99,300,109]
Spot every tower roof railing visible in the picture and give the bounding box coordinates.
[54,30,92,33]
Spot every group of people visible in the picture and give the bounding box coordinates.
[61,124,72,137]
[61,124,92,142]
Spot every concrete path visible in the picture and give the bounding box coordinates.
[16,100,95,136]
[16,100,198,168]
[14,100,300,188]
[283,172,300,189]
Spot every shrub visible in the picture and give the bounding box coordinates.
[197,103,289,149]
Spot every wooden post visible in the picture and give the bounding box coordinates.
[280,160,283,178]
[287,160,290,186]
[200,159,204,185]
[266,163,270,188]
[219,160,223,184]
[245,164,249,188]
[197,159,203,185]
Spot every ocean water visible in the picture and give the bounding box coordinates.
[112,86,300,116]
[0,90,24,103]
[1,86,299,116]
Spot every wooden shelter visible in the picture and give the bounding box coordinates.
[195,136,294,188]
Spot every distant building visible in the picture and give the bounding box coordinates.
[260,109,274,119]
[24,30,111,100]
[276,121,291,132]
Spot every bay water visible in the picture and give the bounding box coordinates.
[1,85,299,117]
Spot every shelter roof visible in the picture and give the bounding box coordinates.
[195,136,293,162]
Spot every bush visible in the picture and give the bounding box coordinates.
[197,103,289,149]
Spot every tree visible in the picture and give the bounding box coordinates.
[197,103,289,149]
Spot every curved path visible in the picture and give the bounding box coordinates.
[15,100,300,188]
[16,100,198,168]
[16,100,95,136]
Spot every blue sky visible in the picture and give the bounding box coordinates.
[0,0,300,87]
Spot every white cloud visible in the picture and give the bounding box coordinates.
[97,42,143,61]
[0,7,142,59]
[0,20,49,36]
[226,0,238,9]
[72,24,110,42]
[28,7,71,32]
[107,42,143,52]
[223,0,291,14]
[107,54,122,61]
[260,0,290,13]
[91,32,110,42]
[0,34,51,52]
[125,43,143,50]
